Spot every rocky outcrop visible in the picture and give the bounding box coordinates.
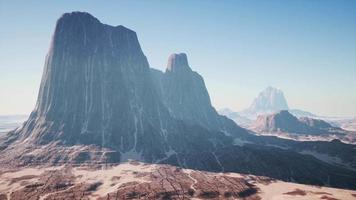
[299,117,334,129]
[151,53,248,137]
[252,110,341,135]
[253,110,306,133]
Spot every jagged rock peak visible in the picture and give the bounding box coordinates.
[58,11,100,24]
[248,86,289,113]
[56,11,131,31]
[51,11,141,54]
[166,53,190,72]
[259,87,286,101]
[264,86,281,92]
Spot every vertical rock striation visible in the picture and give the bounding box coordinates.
[6,12,175,162]
[159,53,221,129]
[151,53,249,136]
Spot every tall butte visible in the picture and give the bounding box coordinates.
[1,12,178,163]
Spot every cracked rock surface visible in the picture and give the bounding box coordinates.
[1,161,355,200]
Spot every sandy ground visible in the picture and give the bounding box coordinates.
[73,162,155,198]
[257,180,356,200]
[0,161,355,200]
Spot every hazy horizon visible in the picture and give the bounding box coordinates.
[0,0,355,117]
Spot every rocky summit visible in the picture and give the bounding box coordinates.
[240,87,289,119]
[1,12,356,192]
[151,53,245,134]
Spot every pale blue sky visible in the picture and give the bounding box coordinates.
[0,0,355,117]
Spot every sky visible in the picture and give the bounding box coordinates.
[0,0,355,117]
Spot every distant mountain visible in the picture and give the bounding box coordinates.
[238,87,319,121]
[240,87,289,119]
